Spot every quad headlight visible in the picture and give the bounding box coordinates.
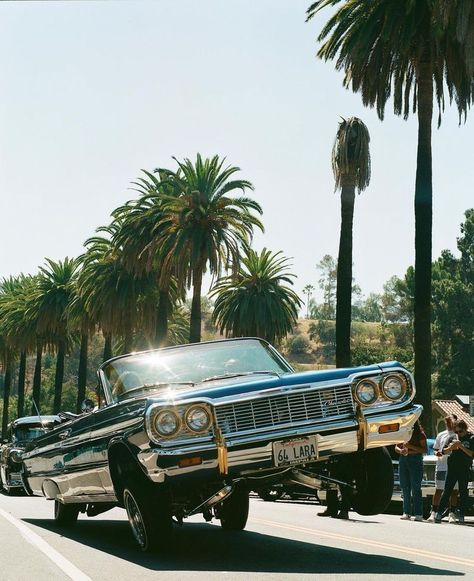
[382,373,407,401]
[146,402,214,442]
[354,378,378,405]
[153,409,181,437]
[185,405,212,433]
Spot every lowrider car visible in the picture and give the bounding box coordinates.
[22,338,422,551]
[1,415,61,494]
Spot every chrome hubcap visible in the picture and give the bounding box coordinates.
[124,491,147,548]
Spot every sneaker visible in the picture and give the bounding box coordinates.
[414,515,423,522]
[426,511,436,522]
[400,514,411,520]
[434,513,442,524]
[448,512,458,524]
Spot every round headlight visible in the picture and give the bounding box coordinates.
[154,409,180,437]
[355,379,378,405]
[10,449,23,463]
[185,405,211,433]
[382,374,407,400]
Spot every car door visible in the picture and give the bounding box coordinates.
[58,412,101,499]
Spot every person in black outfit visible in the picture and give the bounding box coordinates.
[435,419,474,524]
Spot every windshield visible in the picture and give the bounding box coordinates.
[13,427,48,442]
[102,339,291,402]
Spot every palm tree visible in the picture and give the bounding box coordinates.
[111,170,183,347]
[79,223,160,358]
[0,275,37,418]
[303,284,315,318]
[150,154,264,343]
[331,117,371,368]
[67,280,96,413]
[34,258,78,413]
[307,0,474,429]
[211,246,302,344]
[0,339,13,440]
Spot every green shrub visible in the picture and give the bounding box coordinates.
[287,334,311,355]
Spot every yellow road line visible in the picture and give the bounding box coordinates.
[251,517,474,569]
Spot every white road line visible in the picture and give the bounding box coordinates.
[0,508,92,581]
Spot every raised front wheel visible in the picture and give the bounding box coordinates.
[350,447,394,516]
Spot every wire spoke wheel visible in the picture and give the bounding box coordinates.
[124,489,148,549]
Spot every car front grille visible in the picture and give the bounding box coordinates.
[215,384,354,437]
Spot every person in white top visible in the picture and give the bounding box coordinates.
[427,414,459,522]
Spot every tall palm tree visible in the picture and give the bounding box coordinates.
[0,337,13,440]
[211,246,302,344]
[79,223,160,358]
[303,284,315,318]
[150,154,264,343]
[111,170,183,347]
[34,258,78,413]
[0,275,37,418]
[331,117,371,368]
[307,0,474,430]
[67,278,96,413]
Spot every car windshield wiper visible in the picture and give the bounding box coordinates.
[200,371,281,383]
[118,381,195,399]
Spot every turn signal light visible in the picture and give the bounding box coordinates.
[378,423,400,434]
[178,456,203,468]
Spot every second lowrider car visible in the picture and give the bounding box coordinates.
[22,338,422,551]
[1,415,61,494]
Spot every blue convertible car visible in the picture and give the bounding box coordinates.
[22,338,422,551]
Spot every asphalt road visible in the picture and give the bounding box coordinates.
[0,492,472,581]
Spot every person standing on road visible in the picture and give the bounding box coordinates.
[396,421,427,521]
[435,419,474,524]
[427,415,459,523]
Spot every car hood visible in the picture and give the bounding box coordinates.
[144,361,402,405]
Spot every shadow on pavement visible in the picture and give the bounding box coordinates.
[23,517,463,576]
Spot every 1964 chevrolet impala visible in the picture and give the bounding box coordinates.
[22,338,422,551]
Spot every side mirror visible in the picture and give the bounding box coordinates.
[81,399,95,414]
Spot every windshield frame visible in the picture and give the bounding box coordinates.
[98,338,293,406]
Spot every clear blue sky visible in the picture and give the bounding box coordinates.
[1,1,472,305]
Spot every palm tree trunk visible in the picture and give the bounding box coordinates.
[414,55,433,434]
[103,332,112,362]
[155,289,169,347]
[336,184,355,368]
[17,350,27,418]
[123,319,133,355]
[190,265,203,343]
[31,339,43,415]
[2,357,12,440]
[76,331,88,413]
[53,338,66,413]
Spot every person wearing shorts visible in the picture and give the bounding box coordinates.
[427,415,459,522]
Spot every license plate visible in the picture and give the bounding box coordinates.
[273,436,318,467]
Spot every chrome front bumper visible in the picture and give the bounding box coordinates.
[138,404,423,484]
